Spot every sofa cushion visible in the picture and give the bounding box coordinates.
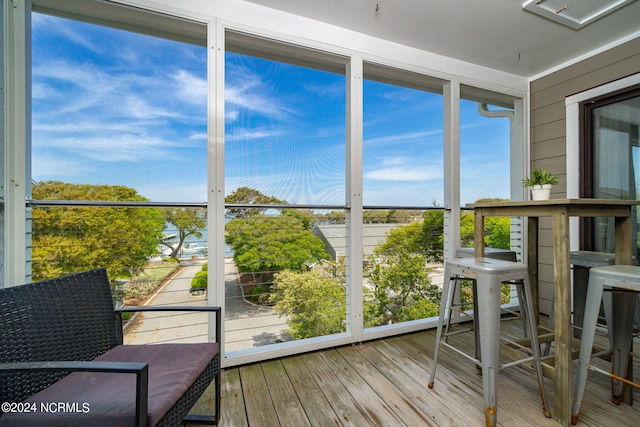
[0,343,219,427]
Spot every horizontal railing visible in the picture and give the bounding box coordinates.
[26,201,518,354]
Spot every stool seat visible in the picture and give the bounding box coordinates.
[572,265,640,424]
[454,249,529,358]
[590,264,640,285]
[428,257,550,426]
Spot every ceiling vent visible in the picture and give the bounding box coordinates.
[522,0,637,29]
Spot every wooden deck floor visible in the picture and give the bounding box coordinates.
[195,321,639,426]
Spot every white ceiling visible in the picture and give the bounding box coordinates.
[241,0,640,78]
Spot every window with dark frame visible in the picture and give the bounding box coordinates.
[579,83,640,257]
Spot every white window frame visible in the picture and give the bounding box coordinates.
[5,0,529,367]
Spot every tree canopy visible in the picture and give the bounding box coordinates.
[225,187,287,219]
[31,181,165,280]
[365,222,441,324]
[254,197,514,338]
[160,207,206,258]
[270,270,346,339]
[226,213,330,273]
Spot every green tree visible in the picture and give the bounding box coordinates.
[471,198,511,249]
[324,211,346,224]
[377,220,424,255]
[225,214,330,274]
[388,209,420,223]
[363,210,388,224]
[365,223,440,324]
[280,208,315,229]
[160,207,206,258]
[421,203,506,263]
[31,181,164,281]
[420,208,445,263]
[485,216,511,249]
[460,211,475,248]
[270,270,346,339]
[225,187,286,219]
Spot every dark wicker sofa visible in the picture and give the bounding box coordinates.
[0,268,220,426]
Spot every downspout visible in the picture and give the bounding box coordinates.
[477,102,513,122]
[477,102,518,196]
[476,103,525,262]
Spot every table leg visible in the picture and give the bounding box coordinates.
[615,215,633,264]
[552,208,572,427]
[474,211,485,258]
[614,214,634,404]
[527,217,539,322]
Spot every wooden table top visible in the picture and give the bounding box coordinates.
[468,198,640,208]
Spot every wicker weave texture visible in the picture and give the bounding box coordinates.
[0,268,117,403]
[0,268,220,426]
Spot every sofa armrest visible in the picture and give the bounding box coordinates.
[115,306,221,345]
[0,361,149,427]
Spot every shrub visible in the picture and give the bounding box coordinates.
[246,286,271,305]
[191,270,207,290]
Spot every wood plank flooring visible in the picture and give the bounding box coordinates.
[193,321,639,426]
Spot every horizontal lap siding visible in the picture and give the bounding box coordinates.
[529,37,640,314]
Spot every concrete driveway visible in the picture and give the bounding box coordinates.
[124,258,291,351]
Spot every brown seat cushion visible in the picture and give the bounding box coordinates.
[0,343,219,427]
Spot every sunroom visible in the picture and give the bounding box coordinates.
[2,0,640,426]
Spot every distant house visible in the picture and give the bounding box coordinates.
[312,223,400,260]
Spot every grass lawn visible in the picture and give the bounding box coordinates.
[124,260,180,305]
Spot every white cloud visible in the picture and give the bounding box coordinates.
[136,182,208,203]
[364,155,443,182]
[365,166,437,181]
[32,153,89,179]
[119,94,179,120]
[225,63,298,121]
[172,70,207,105]
[365,129,443,146]
[39,135,178,163]
[226,127,284,141]
[189,132,208,141]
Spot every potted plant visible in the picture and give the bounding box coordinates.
[522,167,558,200]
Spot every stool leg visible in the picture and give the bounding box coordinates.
[429,263,454,389]
[515,283,529,339]
[522,275,551,418]
[572,277,605,424]
[573,267,590,339]
[475,274,501,427]
[473,281,482,363]
[608,291,636,404]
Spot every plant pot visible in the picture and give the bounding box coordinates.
[531,184,552,201]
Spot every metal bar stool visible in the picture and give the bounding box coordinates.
[455,248,529,361]
[543,251,616,357]
[572,265,640,424]
[428,257,551,426]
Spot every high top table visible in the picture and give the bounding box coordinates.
[469,198,639,427]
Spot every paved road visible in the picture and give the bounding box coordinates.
[124,258,291,352]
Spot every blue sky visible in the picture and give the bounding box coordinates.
[31,13,510,207]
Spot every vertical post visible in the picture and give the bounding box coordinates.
[207,18,226,357]
[443,80,460,260]
[552,207,571,426]
[346,56,363,340]
[4,0,31,286]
